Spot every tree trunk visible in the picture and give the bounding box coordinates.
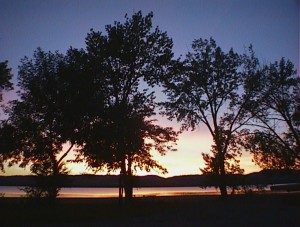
[124,155,133,203]
[124,175,133,203]
[48,175,59,201]
[118,156,127,205]
[219,154,228,197]
[118,172,124,205]
[49,154,60,200]
[219,179,228,197]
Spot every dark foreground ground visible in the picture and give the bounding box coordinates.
[0,193,299,227]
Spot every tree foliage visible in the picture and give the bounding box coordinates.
[241,58,300,169]
[0,49,76,198]
[68,11,178,202]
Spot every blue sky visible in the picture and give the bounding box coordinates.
[0,0,299,176]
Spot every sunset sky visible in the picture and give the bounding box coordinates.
[0,0,299,177]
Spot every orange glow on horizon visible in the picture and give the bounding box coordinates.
[1,129,261,177]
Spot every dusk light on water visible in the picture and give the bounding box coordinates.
[0,186,221,198]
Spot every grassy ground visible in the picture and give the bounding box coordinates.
[0,193,299,226]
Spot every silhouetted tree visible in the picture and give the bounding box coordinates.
[75,11,178,203]
[162,38,259,196]
[0,49,77,199]
[80,92,177,202]
[241,58,300,169]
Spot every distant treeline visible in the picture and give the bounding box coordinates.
[1,170,299,188]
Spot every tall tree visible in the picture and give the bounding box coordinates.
[241,58,300,169]
[75,11,178,203]
[162,38,259,196]
[0,49,77,199]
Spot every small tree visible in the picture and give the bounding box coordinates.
[162,38,259,196]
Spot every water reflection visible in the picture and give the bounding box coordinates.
[0,186,219,198]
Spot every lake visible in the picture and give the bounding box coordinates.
[0,186,220,198]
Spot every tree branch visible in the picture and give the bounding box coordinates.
[57,143,74,166]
